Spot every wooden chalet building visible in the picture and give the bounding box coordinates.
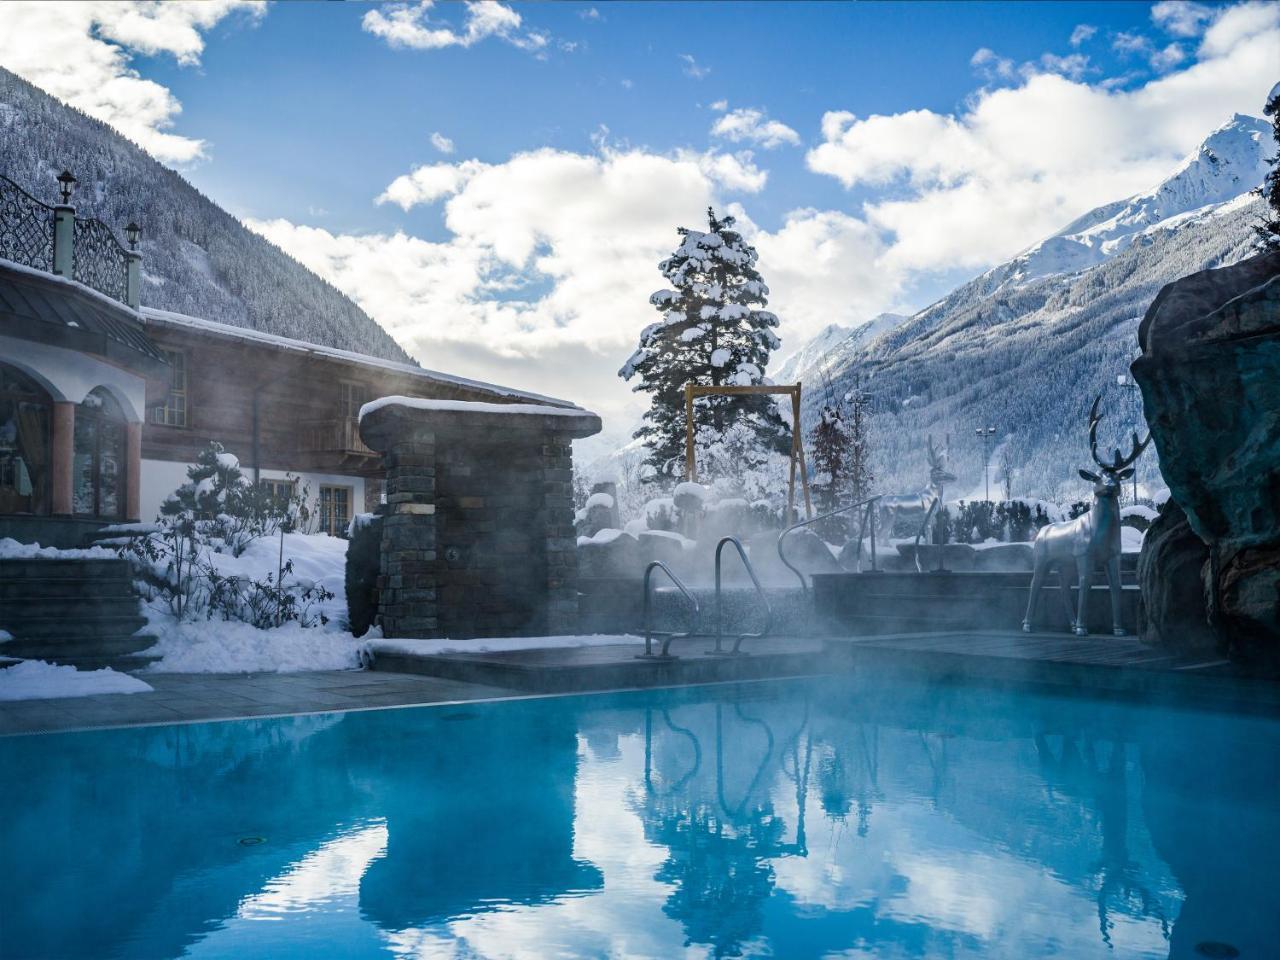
[0,170,569,548]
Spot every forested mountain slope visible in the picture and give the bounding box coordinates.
[793,116,1269,502]
[0,67,412,364]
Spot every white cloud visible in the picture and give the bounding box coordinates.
[711,107,801,149]
[579,7,602,21]
[1151,1,1215,37]
[709,99,728,112]
[679,53,710,79]
[430,131,455,154]
[1069,24,1097,46]
[0,0,263,164]
[362,0,545,53]
[250,144,784,428]
[808,4,1278,274]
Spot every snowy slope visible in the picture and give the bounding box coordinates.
[775,313,906,385]
[0,67,413,364]
[982,114,1270,292]
[808,115,1269,501]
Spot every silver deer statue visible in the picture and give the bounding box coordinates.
[878,435,957,542]
[1022,397,1150,636]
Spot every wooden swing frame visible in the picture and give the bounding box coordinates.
[683,382,813,522]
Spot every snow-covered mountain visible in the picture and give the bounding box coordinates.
[0,67,412,364]
[792,114,1271,502]
[982,114,1270,293]
[774,312,907,386]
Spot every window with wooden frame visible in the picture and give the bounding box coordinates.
[318,484,352,538]
[339,380,368,421]
[259,477,297,510]
[151,349,188,427]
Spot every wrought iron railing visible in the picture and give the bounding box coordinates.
[0,173,55,273]
[0,172,134,306]
[72,215,130,303]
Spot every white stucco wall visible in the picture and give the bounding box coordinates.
[139,458,365,531]
[0,333,146,422]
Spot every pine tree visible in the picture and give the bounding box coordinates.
[1255,82,1280,251]
[619,207,789,479]
[809,401,850,537]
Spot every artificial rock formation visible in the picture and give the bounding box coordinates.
[1132,250,1280,667]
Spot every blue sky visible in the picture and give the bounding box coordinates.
[0,1,1275,443]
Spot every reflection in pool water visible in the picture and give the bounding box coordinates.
[1,676,1277,959]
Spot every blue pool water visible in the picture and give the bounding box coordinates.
[2,675,1278,960]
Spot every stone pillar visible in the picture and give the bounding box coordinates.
[544,437,580,634]
[126,251,142,310]
[376,426,438,639]
[125,420,142,521]
[52,205,74,277]
[360,400,601,640]
[50,401,74,515]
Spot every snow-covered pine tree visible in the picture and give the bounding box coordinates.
[1255,81,1280,251]
[619,207,789,479]
[809,401,850,537]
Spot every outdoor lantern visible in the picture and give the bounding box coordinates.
[125,222,142,250]
[56,169,76,204]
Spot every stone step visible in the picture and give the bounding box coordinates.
[0,614,148,641]
[0,558,132,581]
[0,596,142,619]
[0,578,135,600]
[0,633,158,663]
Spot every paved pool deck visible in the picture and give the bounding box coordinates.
[3,630,1276,737]
[0,670,523,737]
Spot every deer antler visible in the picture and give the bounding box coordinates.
[1088,394,1150,472]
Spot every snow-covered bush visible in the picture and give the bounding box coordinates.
[122,442,332,627]
[345,511,383,638]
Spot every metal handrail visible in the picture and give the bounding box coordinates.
[637,560,700,659]
[709,536,772,656]
[778,495,881,590]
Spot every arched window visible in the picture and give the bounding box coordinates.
[0,364,52,516]
[73,387,127,520]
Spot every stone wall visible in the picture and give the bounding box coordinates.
[361,400,600,640]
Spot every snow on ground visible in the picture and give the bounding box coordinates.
[0,660,153,701]
[140,531,364,674]
[366,634,641,662]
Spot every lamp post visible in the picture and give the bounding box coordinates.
[976,425,996,503]
[1117,373,1141,503]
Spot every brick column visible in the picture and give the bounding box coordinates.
[376,427,438,638]
[125,420,142,521]
[50,401,75,515]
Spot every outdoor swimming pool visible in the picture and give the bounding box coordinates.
[2,674,1277,959]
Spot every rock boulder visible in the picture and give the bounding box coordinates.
[1132,250,1280,667]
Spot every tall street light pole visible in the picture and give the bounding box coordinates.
[976,425,996,503]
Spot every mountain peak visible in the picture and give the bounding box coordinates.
[988,114,1268,292]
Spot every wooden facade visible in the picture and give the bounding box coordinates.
[139,313,559,524]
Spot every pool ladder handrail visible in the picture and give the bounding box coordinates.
[708,536,772,657]
[778,495,881,590]
[637,560,701,659]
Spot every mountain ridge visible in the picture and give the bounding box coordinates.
[0,67,413,365]
[780,114,1270,501]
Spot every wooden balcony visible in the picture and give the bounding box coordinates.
[297,418,378,471]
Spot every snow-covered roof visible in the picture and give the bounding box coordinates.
[359,396,594,421]
[140,307,574,408]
